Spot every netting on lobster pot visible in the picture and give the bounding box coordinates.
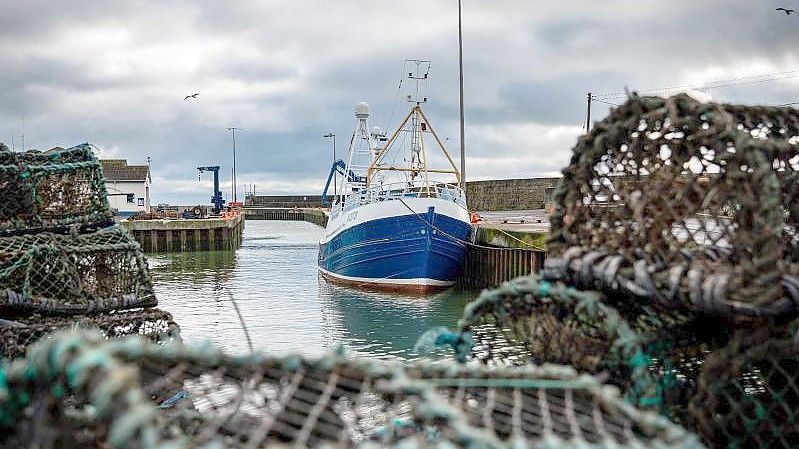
[688,326,799,449]
[0,308,178,359]
[446,275,716,415]
[0,143,113,235]
[0,225,156,316]
[0,330,705,449]
[545,94,799,319]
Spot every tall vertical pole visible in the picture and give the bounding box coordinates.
[232,128,237,202]
[458,0,466,193]
[333,134,337,204]
[324,133,337,205]
[585,92,592,132]
[227,127,239,203]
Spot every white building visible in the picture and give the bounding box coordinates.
[100,159,151,217]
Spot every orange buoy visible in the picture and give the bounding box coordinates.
[470,212,480,224]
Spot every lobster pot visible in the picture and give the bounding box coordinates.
[0,225,155,315]
[546,94,799,319]
[0,143,113,235]
[453,275,798,449]
[1,330,704,449]
[0,308,178,359]
[455,276,713,418]
[688,327,799,449]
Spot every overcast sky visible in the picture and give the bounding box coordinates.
[2,0,798,204]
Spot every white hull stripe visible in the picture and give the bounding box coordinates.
[322,197,470,244]
[318,267,455,287]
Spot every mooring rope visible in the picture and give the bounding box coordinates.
[225,288,253,353]
[396,197,546,252]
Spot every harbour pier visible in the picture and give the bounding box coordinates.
[245,207,329,227]
[122,213,245,252]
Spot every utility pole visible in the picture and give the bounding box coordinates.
[585,92,592,132]
[458,0,467,193]
[226,127,239,203]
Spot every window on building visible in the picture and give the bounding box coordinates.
[137,198,145,207]
[126,194,134,204]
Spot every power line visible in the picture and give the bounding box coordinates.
[591,98,619,107]
[594,70,799,100]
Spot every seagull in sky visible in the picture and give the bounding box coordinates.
[184,93,200,100]
[777,7,796,15]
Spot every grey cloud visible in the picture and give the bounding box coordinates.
[1,0,798,203]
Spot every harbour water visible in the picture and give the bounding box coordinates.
[149,220,475,359]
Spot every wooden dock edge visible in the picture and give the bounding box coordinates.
[121,213,245,252]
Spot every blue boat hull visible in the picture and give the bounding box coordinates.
[318,208,472,292]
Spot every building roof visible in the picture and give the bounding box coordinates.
[100,159,150,182]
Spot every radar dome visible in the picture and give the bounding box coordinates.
[371,126,383,136]
[354,102,370,118]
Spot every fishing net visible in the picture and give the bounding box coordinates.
[545,94,799,319]
[0,225,156,315]
[0,143,113,235]
[0,308,178,359]
[0,330,705,449]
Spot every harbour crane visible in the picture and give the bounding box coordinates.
[197,166,225,214]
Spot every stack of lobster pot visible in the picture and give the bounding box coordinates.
[447,94,799,449]
[0,143,178,359]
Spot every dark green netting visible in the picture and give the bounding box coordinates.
[688,328,799,449]
[0,143,113,235]
[0,308,178,359]
[0,225,156,315]
[0,330,704,449]
[545,94,799,319]
[441,274,799,449]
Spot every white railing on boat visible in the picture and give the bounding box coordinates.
[331,181,466,218]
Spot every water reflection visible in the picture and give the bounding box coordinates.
[319,281,473,359]
[149,220,476,359]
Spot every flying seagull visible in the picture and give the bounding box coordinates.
[777,7,796,15]
[184,93,200,100]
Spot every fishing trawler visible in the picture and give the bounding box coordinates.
[318,62,472,292]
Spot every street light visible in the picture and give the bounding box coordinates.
[226,127,240,203]
[323,133,336,205]
[457,0,466,193]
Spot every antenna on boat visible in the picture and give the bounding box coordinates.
[404,59,431,105]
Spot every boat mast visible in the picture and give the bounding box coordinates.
[365,61,461,189]
[405,60,431,186]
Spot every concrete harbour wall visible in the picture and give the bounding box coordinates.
[246,177,561,212]
[245,208,328,227]
[465,177,561,211]
[246,195,326,209]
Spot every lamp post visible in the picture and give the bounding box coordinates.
[226,127,239,203]
[323,133,336,204]
[457,0,466,193]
